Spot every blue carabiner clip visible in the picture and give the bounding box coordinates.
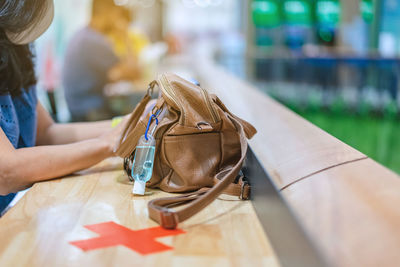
[145,114,159,141]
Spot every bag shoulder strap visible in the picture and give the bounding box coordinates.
[148,114,249,229]
[115,94,151,157]
[115,94,165,158]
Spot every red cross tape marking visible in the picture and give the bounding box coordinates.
[70,222,185,255]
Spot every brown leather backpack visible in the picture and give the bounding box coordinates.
[116,73,256,229]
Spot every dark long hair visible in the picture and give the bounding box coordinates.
[0,0,48,96]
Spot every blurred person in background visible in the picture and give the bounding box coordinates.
[63,0,144,122]
[107,7,149,61]
[0,0,129,215]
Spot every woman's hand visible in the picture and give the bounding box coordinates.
[98,114,131,156]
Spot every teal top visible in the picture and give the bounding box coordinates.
[0,86,37,213]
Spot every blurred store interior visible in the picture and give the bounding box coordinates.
[34,0,399,174]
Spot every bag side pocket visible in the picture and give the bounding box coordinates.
[159,132,221,193]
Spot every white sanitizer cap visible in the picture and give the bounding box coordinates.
[133,180,146,195]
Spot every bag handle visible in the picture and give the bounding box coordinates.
[148,114,249,229]
[115,82,164,158]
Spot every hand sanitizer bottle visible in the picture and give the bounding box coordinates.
[131,134,156,195]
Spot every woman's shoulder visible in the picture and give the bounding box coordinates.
[0,85,36,100]
[0,85,37,148]
[0,85,37,116]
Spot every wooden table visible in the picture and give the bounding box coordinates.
[0,158,280,267]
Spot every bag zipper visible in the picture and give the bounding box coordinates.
[159,74,220,125]
[200,87,220,123]
[159,74,185,124]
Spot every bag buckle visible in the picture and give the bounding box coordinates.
[151,106,162,117]
[147,81,157,96]
[124,155,135,182]
[240,180,250,200]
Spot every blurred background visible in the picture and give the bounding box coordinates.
[33,0,399,174]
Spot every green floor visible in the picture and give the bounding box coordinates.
[286,106,400,174]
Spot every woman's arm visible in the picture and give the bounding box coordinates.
[0,128,112,195]
[36,103,116,145]
[0,104,128,195]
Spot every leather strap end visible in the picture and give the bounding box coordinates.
[159,209,179,229]
[148,199,180,229]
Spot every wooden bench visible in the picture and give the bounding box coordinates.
[195,52,400,267]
